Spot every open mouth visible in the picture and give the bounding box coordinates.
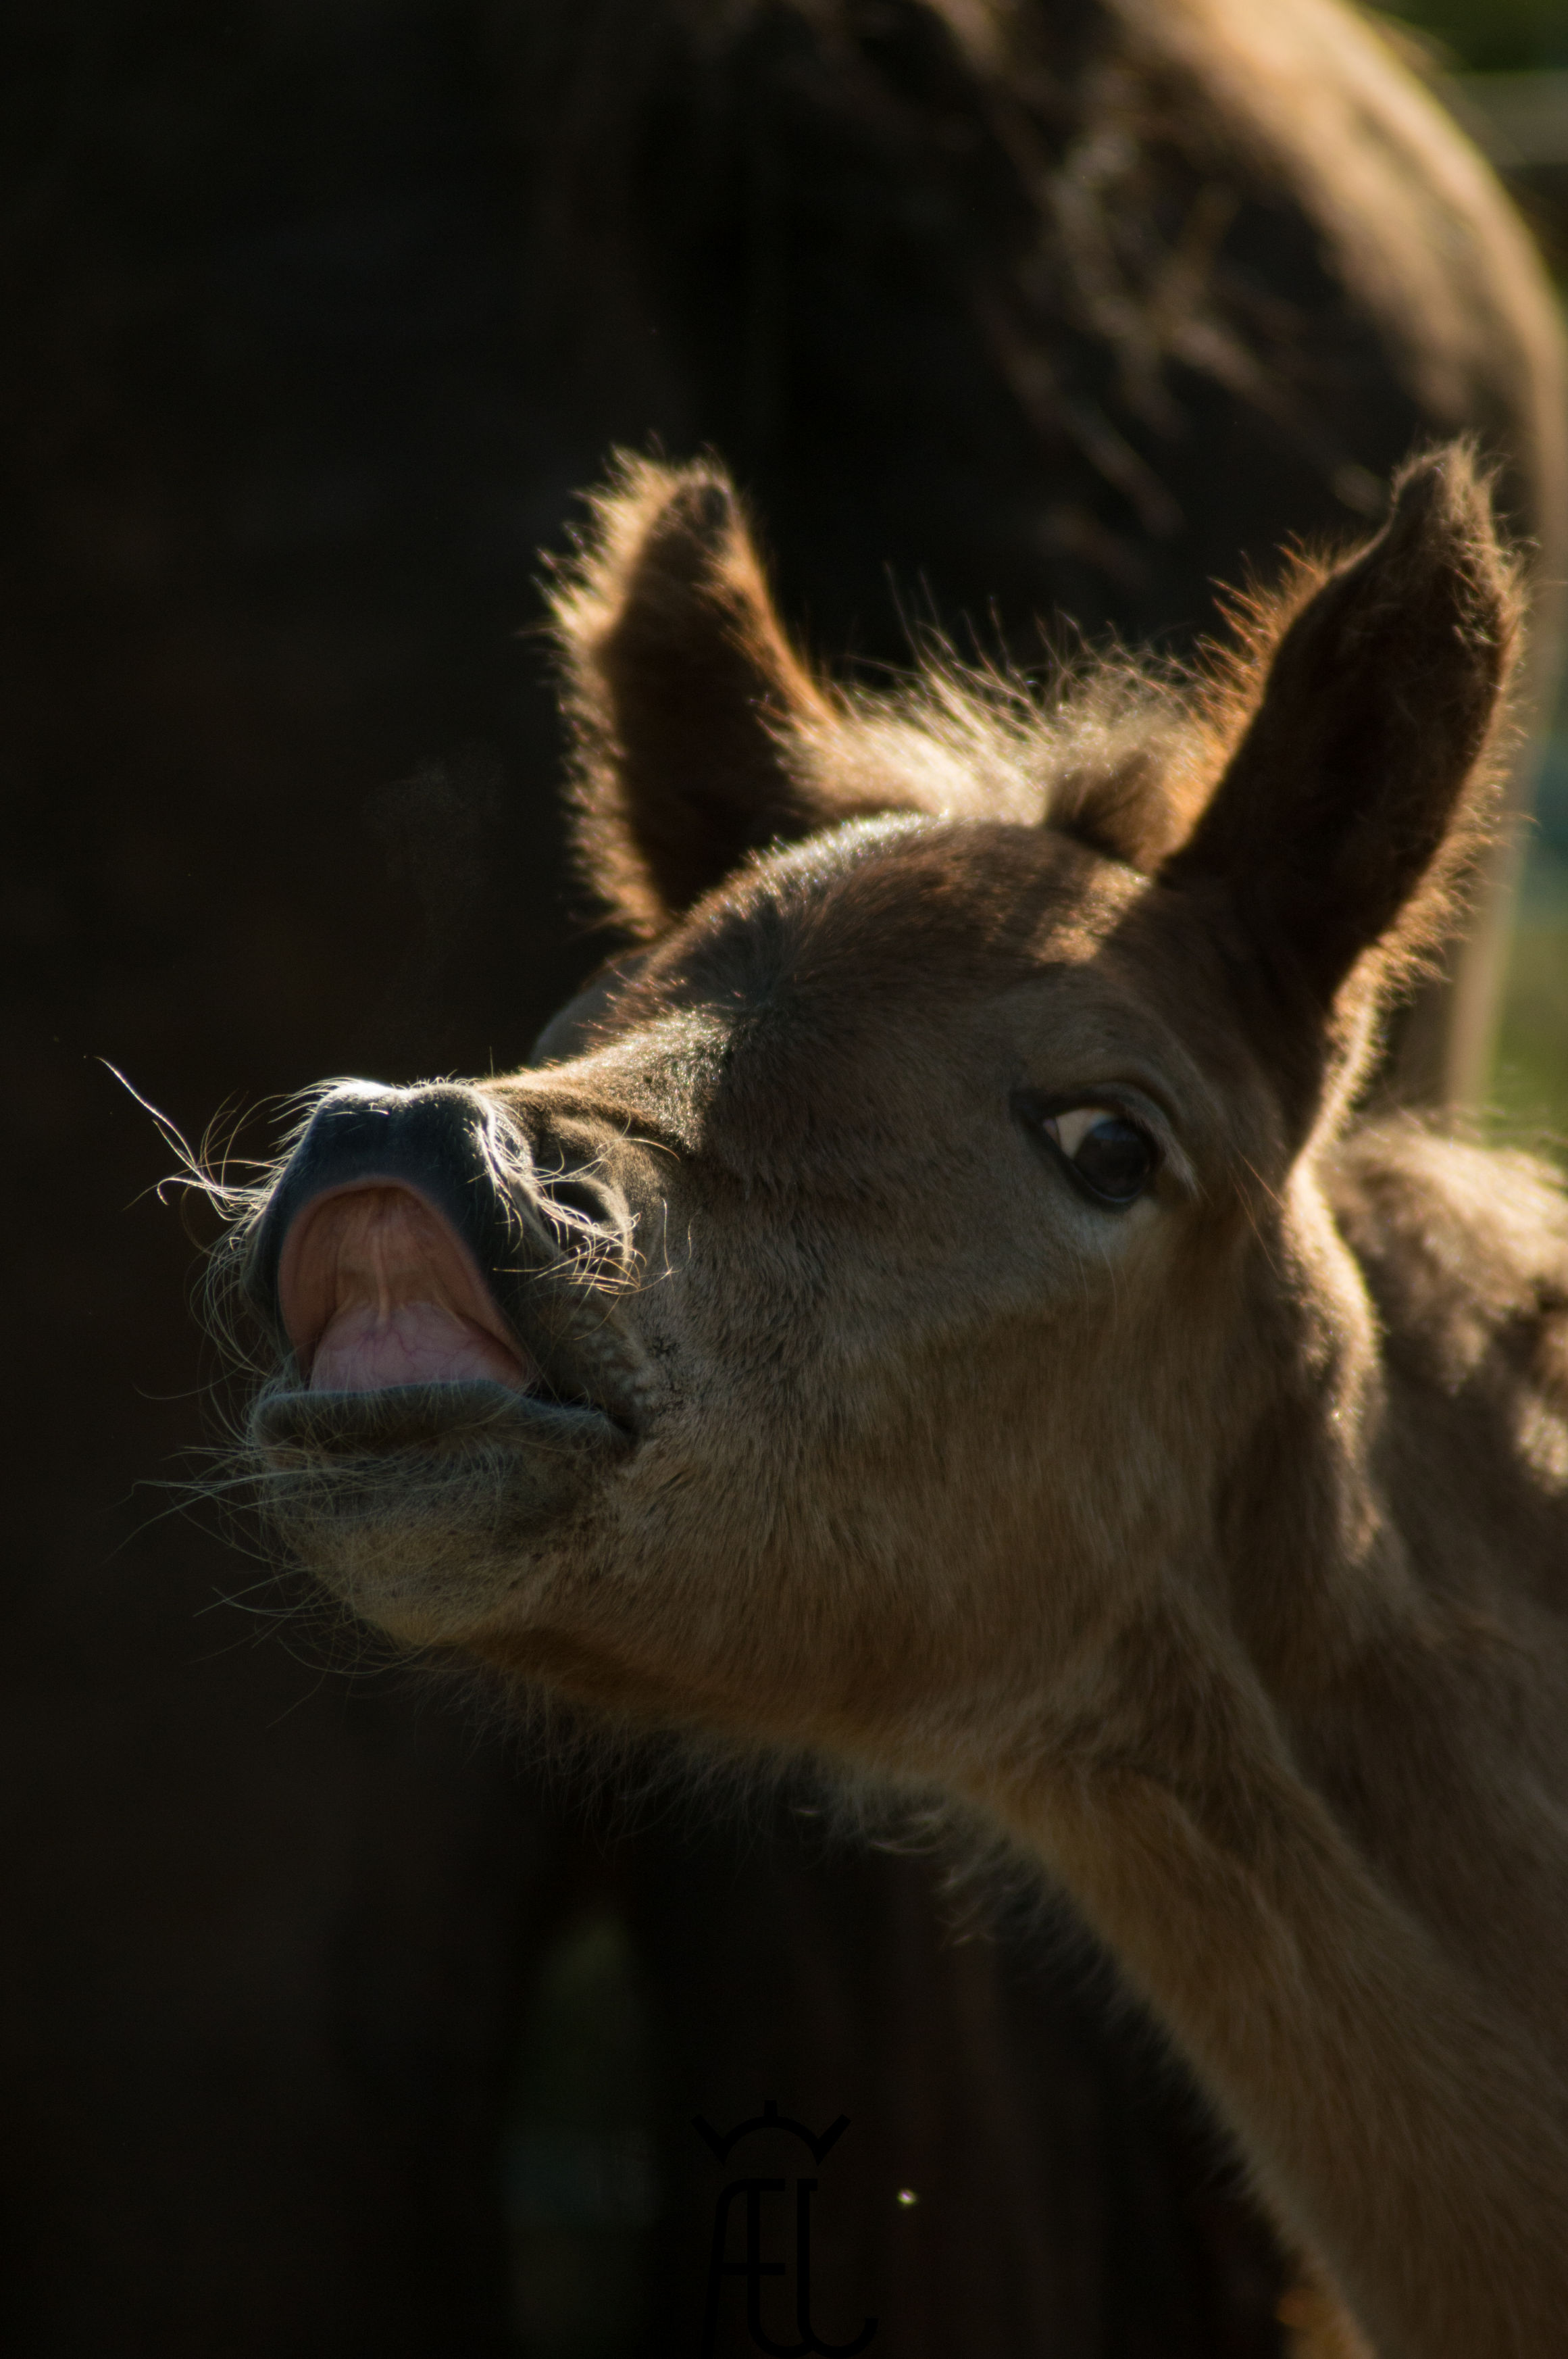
[249,1176,635,1466]
[280,1183,538,1394]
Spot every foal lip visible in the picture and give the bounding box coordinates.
[249,1374,632,1463]
[276,1176,532,1391]
[255,1173,641,1453]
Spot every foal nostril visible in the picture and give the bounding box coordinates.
[542,1176,614,1229]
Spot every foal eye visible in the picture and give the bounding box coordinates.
[1016,1097,1159,1208]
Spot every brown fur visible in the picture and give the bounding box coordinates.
[238,447,1567,2354]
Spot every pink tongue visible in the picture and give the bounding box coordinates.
[311,1299,527,1392]
[280,1185,536,1395]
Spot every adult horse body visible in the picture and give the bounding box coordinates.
[514,0,1568,1103]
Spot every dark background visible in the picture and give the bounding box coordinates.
[5,3,1563,2352]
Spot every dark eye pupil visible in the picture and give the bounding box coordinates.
[1071,1118,1153,1201]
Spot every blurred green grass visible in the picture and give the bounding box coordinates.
[1383,0,1568,73]
[1493,740,1568,1146]
[1386,2,1568,1148]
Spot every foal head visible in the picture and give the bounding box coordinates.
[227,445,1517,1785]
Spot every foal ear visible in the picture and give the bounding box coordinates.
[1163,445,1519,1012]
[551,456,876,933]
